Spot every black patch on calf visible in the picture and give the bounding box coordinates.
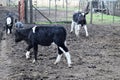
[73,11,87,26]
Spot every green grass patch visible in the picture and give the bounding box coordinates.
[35,21,70,25]
[86,13,120,24]
[35,12,120,25]
[38,6,79,11]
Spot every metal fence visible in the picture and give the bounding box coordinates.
[8,0,120,25]
[31,0,120,25]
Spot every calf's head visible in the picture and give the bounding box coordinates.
[77,11,88,23]
[15,29,24,42]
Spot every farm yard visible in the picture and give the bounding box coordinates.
[0,0,120,80]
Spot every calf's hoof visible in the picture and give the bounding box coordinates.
[86,34,89,37]
[32,59,36,63]
[70,31,73,33]
[54,61,58,65]
[26,56,30,59]
[68,64,72,68]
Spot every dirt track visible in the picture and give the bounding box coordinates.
[0,7,120,80]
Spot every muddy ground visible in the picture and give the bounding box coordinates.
[0,7,120,80]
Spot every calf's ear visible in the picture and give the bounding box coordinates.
[85,11,89,15]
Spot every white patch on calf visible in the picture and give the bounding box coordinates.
[54,54,62,64]
[26,51,30,59]
[59,47,72,67]
[32,59,36,63]
[83,25,89,37]
[75,24,80,37]
[70,20,75,33]
[7,29,10,34]
[64,52,72,67]
[6,17,12,25]
[32,25,37,33]
[51,42,56,48]
[59,47,66,53]
[64,41,67,46]
[82,13,85,16]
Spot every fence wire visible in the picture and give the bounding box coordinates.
[9,0,120,25]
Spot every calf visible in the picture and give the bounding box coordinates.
[5,14,14,34]
[70,11,89,37]
[14,19,24,29]
[15,25,72,67]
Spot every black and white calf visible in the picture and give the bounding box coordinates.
[70,11,89,37]
[5,14,14,34]
[15,25,72,67]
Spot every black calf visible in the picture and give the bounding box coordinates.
[15,25,72,67]
[70,11,89,37]
[5,14,14,34]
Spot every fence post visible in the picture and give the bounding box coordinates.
[19,0,25,22]
[90,0,93,24]
[79,0,80,10]
[49,0,51,15]
[66,0,68,22]
[55,0,57,23]
[113,1,116,23]
[30,0,33,24]
[24,0,28,23]
[18,1,20,21]
[101,0,103,22]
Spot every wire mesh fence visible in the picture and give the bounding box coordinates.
[8,0,120,25]
[31,0,120,25]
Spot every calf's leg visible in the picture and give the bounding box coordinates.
[9,27,12,34]
[70,20,75,33]
[83,25,89,37]
[33,45,38,63]
[54,47,63,64]
[75,24,80,37]
[59,43,72,67]
[26,45,33,59]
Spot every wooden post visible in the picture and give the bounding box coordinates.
[101,0,103,22]
[49,0,51,15]
[19,0,25,22]
[79,0,81,10]
[55,0,57,23]
[113,1,116,23]
[90,0,93,24]
[34,0,37,22]
[24,0,28,23]
[66,0,68,22]
[18,1,20,21]
[30,0,33,23]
